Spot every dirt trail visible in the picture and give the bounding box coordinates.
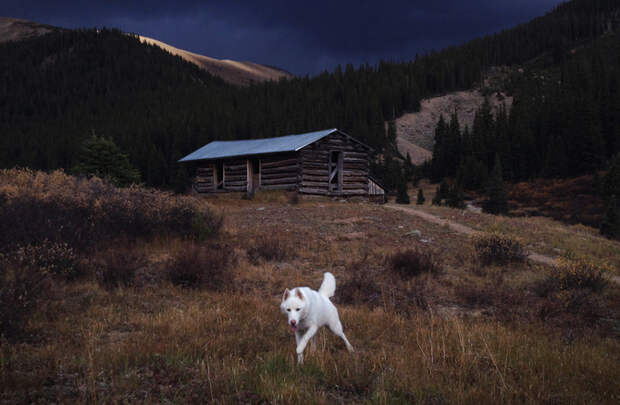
[386,204,558,267]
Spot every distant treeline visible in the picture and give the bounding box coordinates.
[0,0,618,188]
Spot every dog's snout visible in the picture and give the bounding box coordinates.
[290,320,296,326]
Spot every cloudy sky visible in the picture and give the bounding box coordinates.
[2,0,566,75]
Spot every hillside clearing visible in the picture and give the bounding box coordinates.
[1,177,619,403]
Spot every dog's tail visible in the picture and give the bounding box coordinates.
[318,272,336,298]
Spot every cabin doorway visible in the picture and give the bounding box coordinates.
[248,159,260,193]
[215,161,224,189]
[329,151,343,192]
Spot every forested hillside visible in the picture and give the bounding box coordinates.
[0,0,618,188]
[431,31,620,185]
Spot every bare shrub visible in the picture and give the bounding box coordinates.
[11,240,83,281]
[247,235,289,264]
[0,259,49,339]
[167,243,234,290]
[96,249,147,289]
[338,258,382,308]
[388,249,442,279]
[339,254,430,314]
[535,258,609,298]
[473,233,526,266]
[0,169,222,252]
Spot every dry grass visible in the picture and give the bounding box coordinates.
[1,179,619,404]
[2,286,618,404]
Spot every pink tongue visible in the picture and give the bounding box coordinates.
[290,325,297,333]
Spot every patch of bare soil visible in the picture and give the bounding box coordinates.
[0,17,57,43]
[394,86,513,163]
[385,203,562,269]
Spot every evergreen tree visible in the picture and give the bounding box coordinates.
[396,180,410,204]
[600,195,620,240]
[416,189,425,205]
[432,187,442,206]
[173,166,189,194]
[431,115,448,182]
[446,183,466,209]
[602,153,620,199]
[438,178,450,200]
[482,154,508,215]
[73,134,141,187]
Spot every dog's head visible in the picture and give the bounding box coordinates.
[280,288,307,333]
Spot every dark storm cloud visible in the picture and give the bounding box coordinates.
[1,0,566,75]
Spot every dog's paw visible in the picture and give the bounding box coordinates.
[297,353,304,364]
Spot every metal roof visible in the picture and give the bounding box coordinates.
[179,128,342,162]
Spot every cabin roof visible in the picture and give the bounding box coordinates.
[178,128,370,162]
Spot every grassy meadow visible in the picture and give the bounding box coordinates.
[1,169,619,404]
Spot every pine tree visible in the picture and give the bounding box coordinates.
[416,189,425,205]
[446,183,466,209]
[432,187,442,206]
[439,178,450,200]
[431,115,448,182]
[396,180,410,204]
[482,154,508,215]
[600,195,620,240]
[602,153,620,199]
[73,134,141,187]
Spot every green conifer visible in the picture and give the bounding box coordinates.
[600,195,620,240]
[416,189,425,205]
[432,187,442,206]
[446,183,466,209]
[396,180,410,204]
[482,154,508,215]
[73,134,141,187]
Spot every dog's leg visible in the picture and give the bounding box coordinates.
[328,318,354,353]
[309,334,317,353]
[296,325,318,364]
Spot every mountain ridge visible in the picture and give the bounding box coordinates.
[0,17,292,86]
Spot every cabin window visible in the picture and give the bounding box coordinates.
[216,161,224,189]
[329,151,343,192]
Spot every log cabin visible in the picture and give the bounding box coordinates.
[178,128,386,199]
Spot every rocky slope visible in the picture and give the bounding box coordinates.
[395,89,513,164]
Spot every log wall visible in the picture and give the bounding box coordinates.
[259,153,299,190]
[194,165,215,193]
[299,132,370,196]
[223,159,248,192]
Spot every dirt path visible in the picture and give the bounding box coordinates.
[386,204,558,267]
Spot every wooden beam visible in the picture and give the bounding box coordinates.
[300,181,329,188]
[299,187,329,195]
[261,164,299,174]
[224,181,247,187]
[260,172,297,180]
[224,175,247,182]
[260,158,298,168]
[260,176,297,185]
[301,175,329,182]
[302,169,329,176]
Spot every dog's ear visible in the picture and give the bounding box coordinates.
[282,288,290,301]
[295,289,304,300]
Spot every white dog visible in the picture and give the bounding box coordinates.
[280,272,354,364]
